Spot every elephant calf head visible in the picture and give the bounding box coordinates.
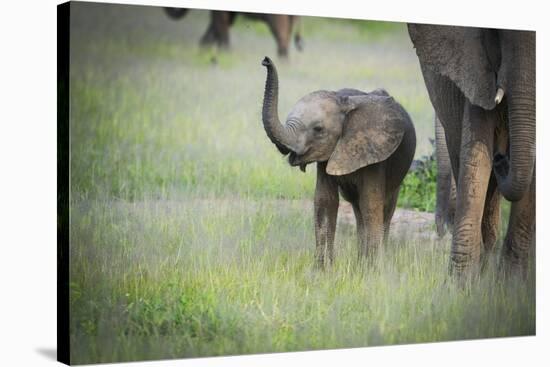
[261,56,408,174]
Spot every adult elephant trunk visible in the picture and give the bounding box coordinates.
[261,57,299,155]
[493,31,536,202]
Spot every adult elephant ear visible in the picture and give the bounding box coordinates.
[326,95,407,176]
[408,24,497,110]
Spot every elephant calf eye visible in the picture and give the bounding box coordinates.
[313,126,324,133]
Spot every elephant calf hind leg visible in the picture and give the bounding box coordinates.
[383,189,399,243]
[357,165,386,262]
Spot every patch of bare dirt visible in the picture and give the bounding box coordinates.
[337,201,439,242]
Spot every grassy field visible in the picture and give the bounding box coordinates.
[68,3,535,364]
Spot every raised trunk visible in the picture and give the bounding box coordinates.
[261,57,298,154]
[493,31,536,202]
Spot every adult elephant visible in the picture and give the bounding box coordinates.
[408,25,535,276]
[164,8,303,58]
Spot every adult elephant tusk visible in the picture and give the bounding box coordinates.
[495,87,505,105]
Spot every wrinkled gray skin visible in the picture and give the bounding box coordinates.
[164,8,303,57]
[435,115,456,238]
[408,25,535,277]
[261,57,416,267]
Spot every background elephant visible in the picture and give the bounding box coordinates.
[164,8,303,57]
[261,57,416,267]
[408,25,535,276]
[164,7,188,20]
[435,115,456,238]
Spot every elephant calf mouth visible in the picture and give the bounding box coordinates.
[288,152,299,165]
[288,152,308,172]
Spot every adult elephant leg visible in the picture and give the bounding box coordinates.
[314,162,339,269]
[481,116,508,262]
[214,11,232,48]
[290,16,304,51]
[199,24,216,46]
[448,178,456,228]
[267,15,291,58]
[200,11,231,48]
[450,103,496,277]
[164,8,189,20]
[200,12,216,46]
[501,167,536,275]
[479,174,501,272]
[420,68,464,184]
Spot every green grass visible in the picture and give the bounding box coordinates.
[67,3,535,364]
[69,198,534,364]
[398,151,437,212]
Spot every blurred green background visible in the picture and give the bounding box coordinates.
[70,2,434,202]
[68,3,533,364]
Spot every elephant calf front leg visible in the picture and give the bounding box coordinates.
[314,164,339,268]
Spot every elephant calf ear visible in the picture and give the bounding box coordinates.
[326,96,407,176]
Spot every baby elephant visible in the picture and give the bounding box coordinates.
[260,57,416,267]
